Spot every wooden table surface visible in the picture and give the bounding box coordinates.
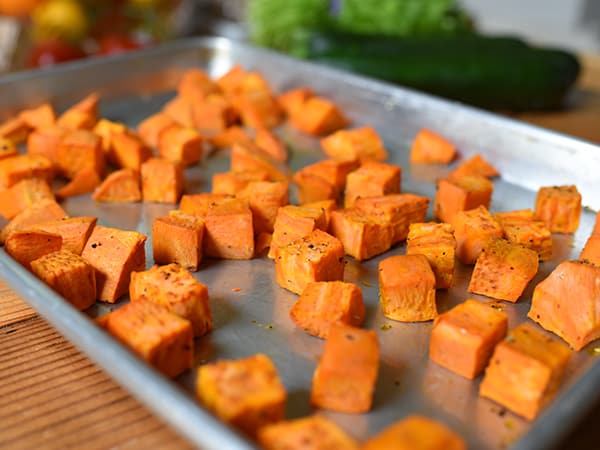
[1,55,599,450]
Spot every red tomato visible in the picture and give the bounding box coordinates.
[97,35,144,56]
[27,39,86,68]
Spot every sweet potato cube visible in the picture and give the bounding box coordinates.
[410,129,456,164]
[179,193,231,216]
[362,415,466,450]
[302,199,337,229]
[109,130,152,171]
[254,127,287,163]
[157,125,203,167]
[57,129,104,179]
[277,87,314,117]
[103,300,193,378]
[231,142,289,182]
[290,281,365,339]
[140,157,184,204]
[19,103,56,129]
[468,238,539,303]
[30,249,96,310]
[449,153,499,179]
[275,229,345,294]
[258,414,359,450]
[92,168,141,203]
[0,199,67,244]
[581,235,600,266]
[0,178,54,220]
[57,93,99,130]
[209,125,253,150]
[81,225,147,303]
[54,167,102,200]
[26,125,66,166]
[0,154,54,189]
[211,170,270,195]
[137,112,176,148]
[34,216,97,255]
[268,204,328,259]
[480,323,571,420]
[177,68,219,100]
[130,264,211,337]
[311,324,379,413]
[452,206,504,265]
[192,93,238,135]
[293,159,358,204]
[0,137,18,160]
[354,193,430,244]
[93,118,128,156]
[321,126,388,163]
[231,72,283,129]
[535,185,582,234]
[528,260,600,350]
[153,211,204,271]
[5,230,62,270]
[329,208,393,261]
[162,95,194,128]
[378,254,437,322]
[215,64,246,95]
[238,180,289,235]
[406,222,456,289]
[0,117,30,144]
[196,354,286,438]
[434,175,493,224]
[344,160,401,208]
[429,299,508,379]
[493,209,553,261]
[289,96,350,135]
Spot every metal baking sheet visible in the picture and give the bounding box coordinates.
[1,37,600,450]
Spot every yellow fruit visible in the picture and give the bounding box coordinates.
[31,0,88,42]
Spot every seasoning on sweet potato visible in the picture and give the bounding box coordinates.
[208,125,253,150]
[344,160,401,208]
[429,299,508,379]
[329,208,393,261]
[0,137,18,160]
[57,129,104,179]
[410,128,456,164]
[231,142,289,182]
[0,199,67,244]
[137,112,176,148]
[268,204,328,259]
[580,235,600,266]
[354,193,430,244]
[102,300,193,378]
[254,127,288,163]
[4,230,62,270]
[130,263,211,337]
[56,93,99,130]
[289,95,350,136]
[275,229,345,294]
[321,126,388,163]
[180,192,231,216]
[192,93,239,135]
[311,324,379,413]
[92,168,141,203]
[81,225,147,303]
[528,260,600,350]
[535,185,582,234]
[26,125,66,166]
[211,170,270,195]
[290,281,365,339]
[108,130,152,171]
[493,209,553,261]
[277,87,314,117]
[258,414,359,450]
[362,415,466,450]
[302,199,337,229]
[177,68,219,100]
[434,175,494,224]
[293,159,359,204]
[162,95,195,128]
[196,353,286,438]
[480,323,571,420]
[54,166,102,200]
[33,216,97,255]
[157,124,203,167]
[0,154,54,189]
[0,117,30,144]
[0,178,54,220]
[452,205,504,265]
[30,249,96,310]
[140,157,184,204]
[449,153,499,179]
[406,222,456,289]
[19,103,56,130]
[238,180,289,235]
[153,211,204,271]
[378,254,437,322]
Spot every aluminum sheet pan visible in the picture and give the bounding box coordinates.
[1,37,600,450]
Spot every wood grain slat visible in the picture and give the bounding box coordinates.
[0,283,38,327]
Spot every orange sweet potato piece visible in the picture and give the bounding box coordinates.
[0,178,54,220]
[290,281,365,339]
[208,125,253,150]
[140,157,184,204]
[410,129,456,164]
[378,254,437,322]
[211,170,270,195]
[429,299,508,379]
[311,324,379,413]
[196,354,286,438]
[30,249,96,310]
[302,199,337,229]
[215,64,247,96]
[258,414,359,450]
[493,209,553,261]
[535,185,582,234]
[449,153,499,179]
[137,112,176,148]
[434,175,494,224]
[231,72,283,129]
[102,300,193,378]
[468,238,539,303]
[130,263,211,337]
[406,222,456,289]
[162,95,195,128]
[152,211,204,271]
[92,168,141,203]
[19,103,56,129]
[54,167,102,200]
[177,68,219,100]
[92,118,127,154]
[0,199,67,244]
[255,231,272,257]
[179,192,231,216]
[452,205,504,265]
[26,125,66,166]
[0,154,54,189]
[254,127,287,163]
[57,93,99,130]
[289,96,350,136]
[0,117,30,144]
[192,93,238,135]
[293,159,359,204]
[321,126,388,163]
[580,235,600,266]
[231,142,290,182]
[157,124,203,167]
[57,129,104,179]
[0,137,18,160]
[593,211,600,236]
[109,130,152,171]
[81,225,147,303]
[275,229,345,294]
[33,216,97,255]
[4,230,62,270]
[268,204,328,259]
[480,323,571,420]
[529,260,600,350]
[362,415,466,450]
[277,87,314,117]
[238,180,289,235]
[344,160,401,208]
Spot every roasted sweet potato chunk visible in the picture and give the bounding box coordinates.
[92,168,141,203]
[0,154,54,189]
[268,204,328,259]
[344,160,401,208]
[452,205,504,265]
[33,216,97,255]
[410,129,456,164]
[0,199,67,244]
[153,211,204,271]
[434,175,493,224]
[5,230,62,270]
[535,185,581,234]
[0,178,54,220]
[580,235,600,267]
[140,157,184,204]
[493,209,553,261]
[321,126,388,162]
